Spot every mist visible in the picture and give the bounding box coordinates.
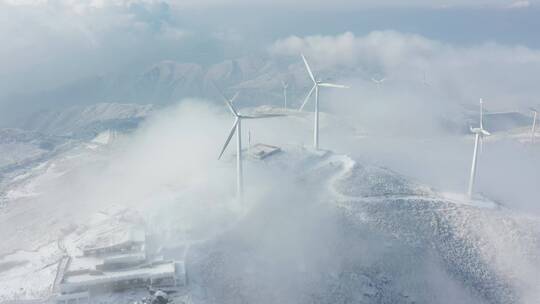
[1,1,540,303]
[267,31,540,213]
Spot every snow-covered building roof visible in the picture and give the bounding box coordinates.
[60,261,178,294]
[82,227,145,256]
[248,143,281,160]
[102,252,146,267]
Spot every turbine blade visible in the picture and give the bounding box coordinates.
[218,118,238,160]
[319,83,349,89]
[299,85,316,111]
[224,98,239,117]
[301,53,316,83]
[230,92,239,104]
[241,114,287,119]
[212,82,239,116]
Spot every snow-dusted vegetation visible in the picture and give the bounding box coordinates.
[1,1,540,303]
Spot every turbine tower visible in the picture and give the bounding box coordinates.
[298,54,349,150]
[530,107,538,144]
[468,98,491,198]
[216,90,284,207]
[422,70,431,87]
[281,80,289,109]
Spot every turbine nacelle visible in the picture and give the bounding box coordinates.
[470,127,490,136]
[469,98,491,136]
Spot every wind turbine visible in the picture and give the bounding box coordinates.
[468,98,491,198]
[422,70,431,87]
[281,80,289,110]
[298,53,349,150]
[216,89,285,207]
[530,107,538,144]
[371,76,386,89]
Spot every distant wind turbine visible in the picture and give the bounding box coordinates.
[530,108,538,144]
[422,70,431,87]
[298,53,349,150]
[281,80,289,110]
[371,76,386,89]
[468,98,491,198]
[216,88,285,206]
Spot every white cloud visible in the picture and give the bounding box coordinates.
[508,0,531,8]
[269,31,540,138]
[0,0,187,96]
[270,31,440,70]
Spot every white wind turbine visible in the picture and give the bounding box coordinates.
[468,98,491,198]
[298,54,349,150]
[371,76,386,89]
[281,80,289,110]
[422,70,431,87]
[216,89,285,206]
[530,107,538,144]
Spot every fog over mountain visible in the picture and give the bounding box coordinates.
[1,1,540,304]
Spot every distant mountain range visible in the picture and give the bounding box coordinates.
[1,56,534,138]
[22,103,153,138]
[0,56,366,128]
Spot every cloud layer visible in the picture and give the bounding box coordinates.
[0,0,188,96]
[270,31,540,129]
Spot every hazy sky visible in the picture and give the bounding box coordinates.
[1,0,539,111]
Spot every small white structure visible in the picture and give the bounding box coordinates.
[60,261,179,294]
[82,228,145,257]
[248,143,281,160]
[57,219,186,299]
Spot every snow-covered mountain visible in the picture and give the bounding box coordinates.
[0,128,66,175]
[22,103,153,138]
[1,55,539,304]
[0,57,338,126]
[1,137,538,303]
[186,150,539,304]
[2,55,535,140]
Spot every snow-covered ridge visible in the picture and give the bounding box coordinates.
[0,142,539,303]
[23,103,153,138]
[322,152,540,304]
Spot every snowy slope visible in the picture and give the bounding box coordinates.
[184,149,540,304]
[1,129,539,304]
[0,129,65,170]
[22,103,153,138]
